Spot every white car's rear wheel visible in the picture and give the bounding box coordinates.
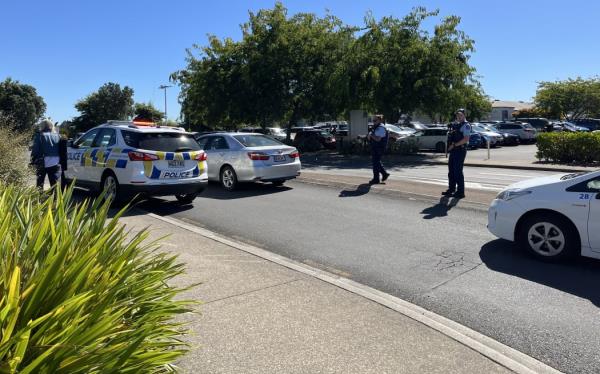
[517,214,578,261]
[220,166,238,191]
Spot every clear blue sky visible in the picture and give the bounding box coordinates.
[2,0,598,122]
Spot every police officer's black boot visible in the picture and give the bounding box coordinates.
[441,189,454,196]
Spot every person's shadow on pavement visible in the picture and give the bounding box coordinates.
[339,183,372,197]
[420,196,460,219]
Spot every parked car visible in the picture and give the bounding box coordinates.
[572,118,600,131]
[409,128,448,152]
[482,125,520,146]
[514,117,550,132]
[384,124,415,140]
[495,122,537,143]
[561,122,590,132]
[331,123,349,136]
[196,133,301,190]
[471,124,502,147]
[488,170,600,262]
[65,121,208,204]
[468,132,484,149]
[293,129,336,150]
[266,127,287,140]
[403,122,429,131]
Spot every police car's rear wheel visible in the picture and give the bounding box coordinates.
[220,166,238,191]
[175,193,197,204]
[101,172,119,204]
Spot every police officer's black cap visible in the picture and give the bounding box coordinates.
[456,108,466,114]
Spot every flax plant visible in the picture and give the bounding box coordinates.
[0,186,193,373]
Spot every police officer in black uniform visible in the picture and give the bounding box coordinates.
[368,114,390,185]
[442,109,471,199]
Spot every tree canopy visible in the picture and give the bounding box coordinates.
[73,82,134,131]
[0,78,46,132]
[173,3,489,130]
[534,77,600,119]
[134,102,164,123]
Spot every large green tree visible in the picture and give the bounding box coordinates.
[174,4,485,130]
[0,78,46,132]
[134,102,164,123]
[534,77,600,119]
[73,82,134,131]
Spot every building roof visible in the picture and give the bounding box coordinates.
[491,100,534,110]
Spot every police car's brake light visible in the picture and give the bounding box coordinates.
[193,152,207,161]
[248,152,270,161]
[289,150,300,158]
[128,151,159,161]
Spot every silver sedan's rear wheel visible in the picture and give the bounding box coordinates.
[220,166,238,191]
[517,213,578,261]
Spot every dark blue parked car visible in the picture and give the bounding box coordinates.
[469,132,484,149]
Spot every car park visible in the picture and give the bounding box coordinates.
[495,122,537,143]
[65,120,208,204]
[196,132,301,190]
[488,170,600,261]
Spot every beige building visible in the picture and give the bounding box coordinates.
[487,100,534,121]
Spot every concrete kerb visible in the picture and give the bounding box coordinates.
[147,212,562,374]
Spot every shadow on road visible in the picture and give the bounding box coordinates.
[199,182,292,200]
[480,239,600,307]
[420,196,459,219]
[339,183,372,197]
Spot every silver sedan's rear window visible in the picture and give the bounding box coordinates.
[233,134,283,147]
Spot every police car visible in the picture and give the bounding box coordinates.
[64,120,208,204]
[488,170,600,261]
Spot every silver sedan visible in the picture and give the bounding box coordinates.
[196,133,301,190]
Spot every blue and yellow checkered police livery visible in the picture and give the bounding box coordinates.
[81,147,132,169]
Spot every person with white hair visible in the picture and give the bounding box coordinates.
[31,119,61,189]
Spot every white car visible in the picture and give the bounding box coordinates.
[495,122,537,143]
[488,170,600,261]
[408,128,448,152]
[65,120,208,204]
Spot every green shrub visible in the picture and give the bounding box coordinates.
[0,186,193,373]
[0,114,33,186]
[536,132,600,164]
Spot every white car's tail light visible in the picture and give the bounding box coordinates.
[289,150,300,158]
[248,152,270,161]
[128,151,160,161]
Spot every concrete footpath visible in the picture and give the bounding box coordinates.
[118,212,555,374]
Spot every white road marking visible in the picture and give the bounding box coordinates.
[479,172,543,178]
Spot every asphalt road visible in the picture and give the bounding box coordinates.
[137,179,600,374]
[302,157,557,191]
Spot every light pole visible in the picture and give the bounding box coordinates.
[159,84,172,123]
